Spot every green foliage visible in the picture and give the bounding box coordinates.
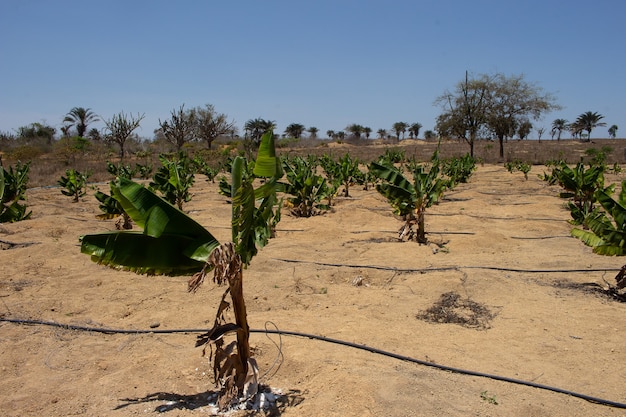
[106,161,137,179]
[572,179,626,256]
[192,154,220,183]
[584,146,612,168]
[81,178,219,275]
[218,156,255,198]
[0,161,32,223]
[442,154,476,187]
[94,181,132,229]
[320,153,361,197]
[504,159,532,180]
[369,151,447,243]
[135,162,153,179]
[81,130,283,273]
[58,168,90,202]
[376,148,406,166]
[150,151,196,210]
[282,155,331,217]
[554,161,607,225]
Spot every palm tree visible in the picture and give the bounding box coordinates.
[245,118,276,145]
[63,107,100,137]
[363,126,372,139]
[377,129,387,139]
[284,123,305,139]
[392,122,408,141]
[346,124,364,139]
[575,111,606,141]
[551,118,568,141]
[408,122,422,139]
[326,130,335,140]
[608,125,618,139]
[307,126,318,138]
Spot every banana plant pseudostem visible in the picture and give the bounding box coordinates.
[80,131,282,409]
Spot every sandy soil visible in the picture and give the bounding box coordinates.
[1,165,625,416]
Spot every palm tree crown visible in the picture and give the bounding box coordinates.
[575,111,606,141]
[63,107,99,137]
[551,118,568,140]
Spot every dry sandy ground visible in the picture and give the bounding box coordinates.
[1,165,625,416]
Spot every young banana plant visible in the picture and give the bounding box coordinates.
[571,179,626,297]
[80,131,282,410]
[0,161,32,223]
[369,151,447,244]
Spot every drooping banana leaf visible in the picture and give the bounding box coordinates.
[81,178,220,275]
[370,162,416,216]
[571,180,626,256]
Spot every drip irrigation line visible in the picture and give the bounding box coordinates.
[272,258,617,274]
[1,317,625,409]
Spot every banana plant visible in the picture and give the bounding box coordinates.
[554,161,607,225]
[281,155,331,217]
[571,180,626,256]
[149,151,196,210]
[58,168,90,202]
[0,161,32,223]
[80,131,282,410]
[571,180,626,297]
[94,182,132,229]
[369,151,447,243]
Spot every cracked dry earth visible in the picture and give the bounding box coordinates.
[1,165,625,416]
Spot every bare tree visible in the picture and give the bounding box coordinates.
[104,112,145,159]
[159,105,195,151]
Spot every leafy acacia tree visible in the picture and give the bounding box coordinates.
[16,122,56,144]
[192,104,235,149]
[434,72,491,157]
[436,72,559,157]
[63,107,99,137]
[608,125,618,139]
[551,118,568,140]
[326,130,335,139]
[392,122,408,141]
[575,111,606,141]
[284,123,305,138]
[159,105,196,151]
[517,120,533,140]
[485,73,559,157]
[104,112,145,159]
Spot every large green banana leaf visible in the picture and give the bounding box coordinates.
[571,180,626,256]
[81,178,220,275]
[370,162,416,216]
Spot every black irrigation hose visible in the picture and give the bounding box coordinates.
[272,258,617,274]
[1,317,625,409]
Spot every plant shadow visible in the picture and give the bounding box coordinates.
[115,387,305,415]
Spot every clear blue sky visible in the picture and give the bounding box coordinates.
[1,0,624,139]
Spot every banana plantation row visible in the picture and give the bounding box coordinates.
[1,131,625,410]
